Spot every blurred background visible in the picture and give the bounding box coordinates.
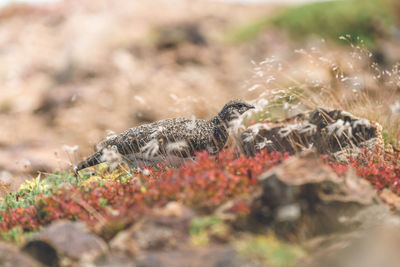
[0,0,399,190]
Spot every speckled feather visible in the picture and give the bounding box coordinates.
[75,99,254,172]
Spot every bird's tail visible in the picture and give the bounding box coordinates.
[74,150,103,175]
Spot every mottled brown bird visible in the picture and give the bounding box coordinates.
[74,99,254,173]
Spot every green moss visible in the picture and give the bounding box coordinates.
[227,17,271,43]
[0,171,84,212]
[190,216,230,246]
[382,129,399,146]
[0,227,23,243]
[99,197,108,207]
[190,216,222,235]
[0,161,140,214]
[274,0,393,47]
[235,234,305,267]
[0,227,37,244]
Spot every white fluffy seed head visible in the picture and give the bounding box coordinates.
[255,138,273,150]
[297,123,317,136]
[327,119,344,135]
[150,126,165,139]
[100,147,122,169]
[326,119,353,137]
[337,121,352,137]
[166,140,189,154]
[306,143,314,150]
[228,116,246,135]
[243,123,271,142]
[278,122,318,138]
[248,123,271,131]
[186,115,197,131]
[243,132,255,143]
[142,169,151,176]
[141,139,160,158]
[278,124,298,138]
[352,118,370,129]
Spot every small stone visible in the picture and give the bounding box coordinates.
[0,241,42,267]
[110,202,195,255]
[22,220,107,266]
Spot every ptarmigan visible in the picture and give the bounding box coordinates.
[74,99,254,173]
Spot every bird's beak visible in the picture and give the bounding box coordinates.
[248,105,255,110]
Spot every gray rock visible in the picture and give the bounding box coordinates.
[257,152,380,239]
[22,220,107,266]
[0,241,42,267]
[217,152,381,241]
[110,202,195,256]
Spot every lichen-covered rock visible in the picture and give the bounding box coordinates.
[22,220,107,267]
[254,152,380,240]
[217,152,381,240]
[240,107,383,158]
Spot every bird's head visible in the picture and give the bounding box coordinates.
[215,99,255,123]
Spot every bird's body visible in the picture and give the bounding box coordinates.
[74,99,254,173]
